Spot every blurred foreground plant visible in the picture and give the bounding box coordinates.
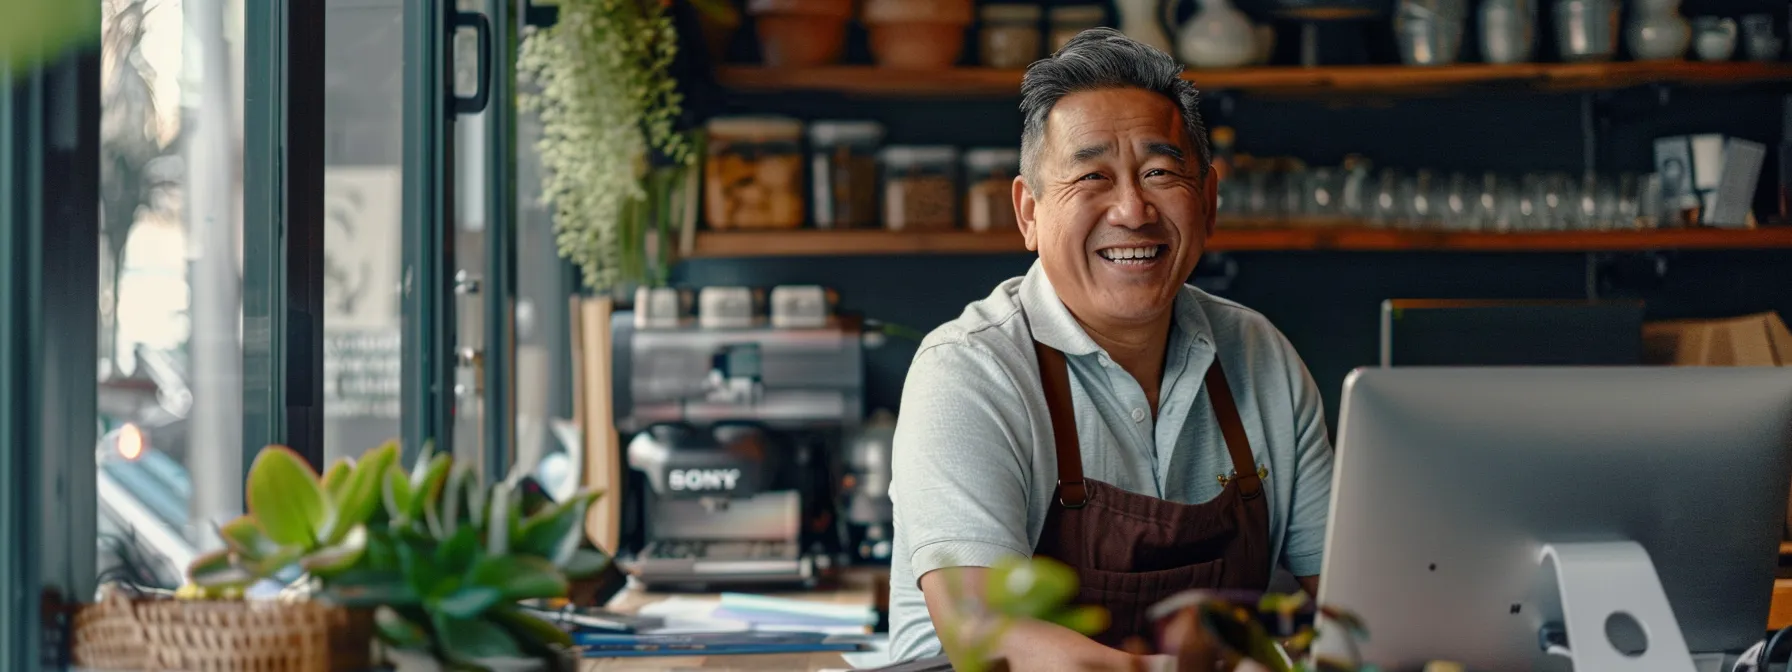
[187,443,608,670]
[932,557,1378,672]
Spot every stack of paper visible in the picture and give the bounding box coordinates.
[634,594,875,636]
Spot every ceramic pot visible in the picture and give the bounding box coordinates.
[1170,0,1260,67]
[1626,0,1690,60]
[1693,16,1738,61]
[1115,0,1177,54]
[1478,0,1536,63]
[1553,0,1618,62]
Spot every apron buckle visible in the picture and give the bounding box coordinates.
[1058,479,1088,509]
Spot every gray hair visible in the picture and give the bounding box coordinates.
[1018,27,1212,194]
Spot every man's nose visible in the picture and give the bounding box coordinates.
[1105,179,1155,229]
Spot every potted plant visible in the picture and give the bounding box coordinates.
[183,443,609,671]
[517,0,730,295]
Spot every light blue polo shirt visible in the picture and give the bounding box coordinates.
[886,260,1335,662]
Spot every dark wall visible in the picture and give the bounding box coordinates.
[673,1,1792,430]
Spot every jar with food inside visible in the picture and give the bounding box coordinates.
[964,148,1021,232]
[705,116,806,229]
[1049,4,1108,52]
[880,146,961,231]
[809,121,884,229]
[981,4,1043,67]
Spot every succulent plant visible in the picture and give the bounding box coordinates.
[187,443,609,670]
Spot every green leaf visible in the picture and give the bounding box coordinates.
[326,441,398,544]
[411,452,452,521]
[245,445,332,547]
[383,464,414,525]
[434,585,504,620]
[1046,605,1110,637]
[322,570,420,607]
[374,606,431,649]
[216,515,282,560]
[362,528,401,571]
[321,459,354,503]
[432,463,473,540]
[435,525,481,576]
[300,524,368,576]
[514,491,598,564]
[469,555,569,601]
[250,544,306,577]
[489,605,575,650]
[985,556,1080,619]
[433,614,525,666]
[486,481,515,557]
[396,532,445,600]
[561,548,611,579]
[187,549,256,588]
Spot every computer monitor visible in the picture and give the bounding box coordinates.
[1316,367,1792,671]
[1380,299,1646,367]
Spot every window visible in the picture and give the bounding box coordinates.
[95,0,246,587]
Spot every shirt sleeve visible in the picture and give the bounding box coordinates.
[1277,335,1334,578]
[891,342,1036,585]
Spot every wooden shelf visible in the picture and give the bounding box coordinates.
[688,226,1792,258]
[716,62,1792,98]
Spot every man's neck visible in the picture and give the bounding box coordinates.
[1077,313,1174,415]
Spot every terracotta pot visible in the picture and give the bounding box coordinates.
[756,14,848,67]
[868,22,969,69]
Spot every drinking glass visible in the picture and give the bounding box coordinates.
[1371,168,1404,228]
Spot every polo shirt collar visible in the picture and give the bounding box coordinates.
[1018,260,1217,357]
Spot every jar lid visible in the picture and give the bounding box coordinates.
[879,145,960,167]
[864,0,974,24]
[1047,4,1107,24]
[981,3,1043,22]
[706,115,804,140]
[964,148,1022,171]
[809,121,886,146]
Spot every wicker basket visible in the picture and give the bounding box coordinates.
[73,590,374,672]
[70,587,150,670]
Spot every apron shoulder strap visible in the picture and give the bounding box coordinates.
[1033,342,1088,509]
[1203,360,1262,498]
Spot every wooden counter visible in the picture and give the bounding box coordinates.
[581,569,1792,670]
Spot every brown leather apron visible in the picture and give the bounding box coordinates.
[1030,341,1273,648]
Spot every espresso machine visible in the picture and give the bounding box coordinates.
[611,285,865,590]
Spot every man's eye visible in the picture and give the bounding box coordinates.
[1079,173,1105,181]
[1145,169,1172,178]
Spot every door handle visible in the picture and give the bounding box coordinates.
[451,10,492,115]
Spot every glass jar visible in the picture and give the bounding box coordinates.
[1048,5,1107,52]
[879,146,960,231]
[704,116,806,230]
[964,148,1021,232]
[809,121,884,230]
[980,4,1043,68]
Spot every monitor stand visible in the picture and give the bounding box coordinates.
[1538,542,1696,672]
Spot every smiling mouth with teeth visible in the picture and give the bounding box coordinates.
[1097,245,1166,264]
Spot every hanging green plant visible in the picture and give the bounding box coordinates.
[518,0,703,294]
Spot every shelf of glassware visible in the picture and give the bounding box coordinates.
[687,224,1792,258]
[715,61,1792,97]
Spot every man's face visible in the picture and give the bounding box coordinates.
[1014,87,1216,330]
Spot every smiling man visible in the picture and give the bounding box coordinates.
[886,28,1336,670]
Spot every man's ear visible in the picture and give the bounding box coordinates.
[1201,165,1218,239]
[1013,176,1039,251]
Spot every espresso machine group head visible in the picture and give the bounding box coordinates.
[611,286,864,590]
